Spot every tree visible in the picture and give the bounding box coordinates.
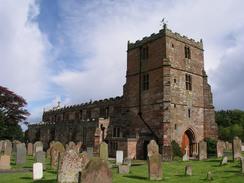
[0,86,29,140]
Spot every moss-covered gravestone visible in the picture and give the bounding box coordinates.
[99,142,108,161]
[147,140,162,180]
[80,157,112,183]
[57,149,82,183]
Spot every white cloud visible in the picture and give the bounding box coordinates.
[0,0,52,102]
[52,0,244,110]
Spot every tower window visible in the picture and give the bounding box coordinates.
[184,46,191,59]
[188,108,191,118]
[140,46,149,60]
[142,73,149,90]
[174,78,177,83]
[113,127,120,137]
[185,74,192,91]
[175,124,177,130]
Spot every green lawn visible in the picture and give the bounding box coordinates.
[0,155,243,183]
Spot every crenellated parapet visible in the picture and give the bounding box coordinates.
[128,24,203,50]
[43,96,123,114]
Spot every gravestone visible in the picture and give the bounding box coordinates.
[183,146,189,161]
[123,157,132,167]
[225,141,232,151]
[185,165,192,176]
[79,157,112,183]
[50,142,65,169]
[12,140,21,153]
[57,149,82,183]
[80,152,90,172]
[87,147,93,158]
[217,140,225,158]
[118,164,130,174]
[0,155,11,170]
[116,150,123,165]
[241,157,244,174]
[34,141,43,156]
[99,142,108,161]
[27,143,33,155]
[16,143,26,164]
[35,151,46,169]
[147,140,162,180]
[220,156,228,166]
[207,171,213,181]
[232,137,242,160]
[75,141,82,154]
[242,145,244,152]
[4,140,12,156]
[33,162,43,180]
[67,141,76,150]
[0,140,3,153]
[198,140,207,160]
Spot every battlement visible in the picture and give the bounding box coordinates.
[43,96,122,114]
[128,24,203,50]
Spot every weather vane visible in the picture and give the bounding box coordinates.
[160,17,168,28]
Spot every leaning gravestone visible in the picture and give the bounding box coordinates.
[99,142,108,161]
[198,140,207,160]
[116,150,123,165]
[147,140,162,180]
[220,156,228,166]
[241,157,244,174]
[79,157,112,183]
[50,142,65,169]
[232,136,242,160]
[57,149,82,183]
[16,143,26,164]
[33,162,43,180]
[4,140,12,156]
[0,155,11,170]
[217,140,225,158]
[207,171,213,181]
[35,151,46,169]
[185,165,192,176]
[27,143,33,155]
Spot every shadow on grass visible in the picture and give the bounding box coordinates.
[123,175,147,180]
[20,177,32,180]
[34,179,56,183]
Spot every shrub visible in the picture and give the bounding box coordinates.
[205,138,217,157]
[171,140,182,159]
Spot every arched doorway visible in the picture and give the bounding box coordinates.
[181,128,196,157]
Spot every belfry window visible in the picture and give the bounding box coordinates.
[113,127,120,138]
[140,46,149,60]
[184,46,191,59]
[142,73,149,91]
[185,74,192,91]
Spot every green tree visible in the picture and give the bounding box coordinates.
[0,86,29,140]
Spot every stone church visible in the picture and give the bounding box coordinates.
[28,25,218,160]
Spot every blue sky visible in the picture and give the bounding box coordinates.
[1,0,244,124]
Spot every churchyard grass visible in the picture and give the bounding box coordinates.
[0,155,244,183]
